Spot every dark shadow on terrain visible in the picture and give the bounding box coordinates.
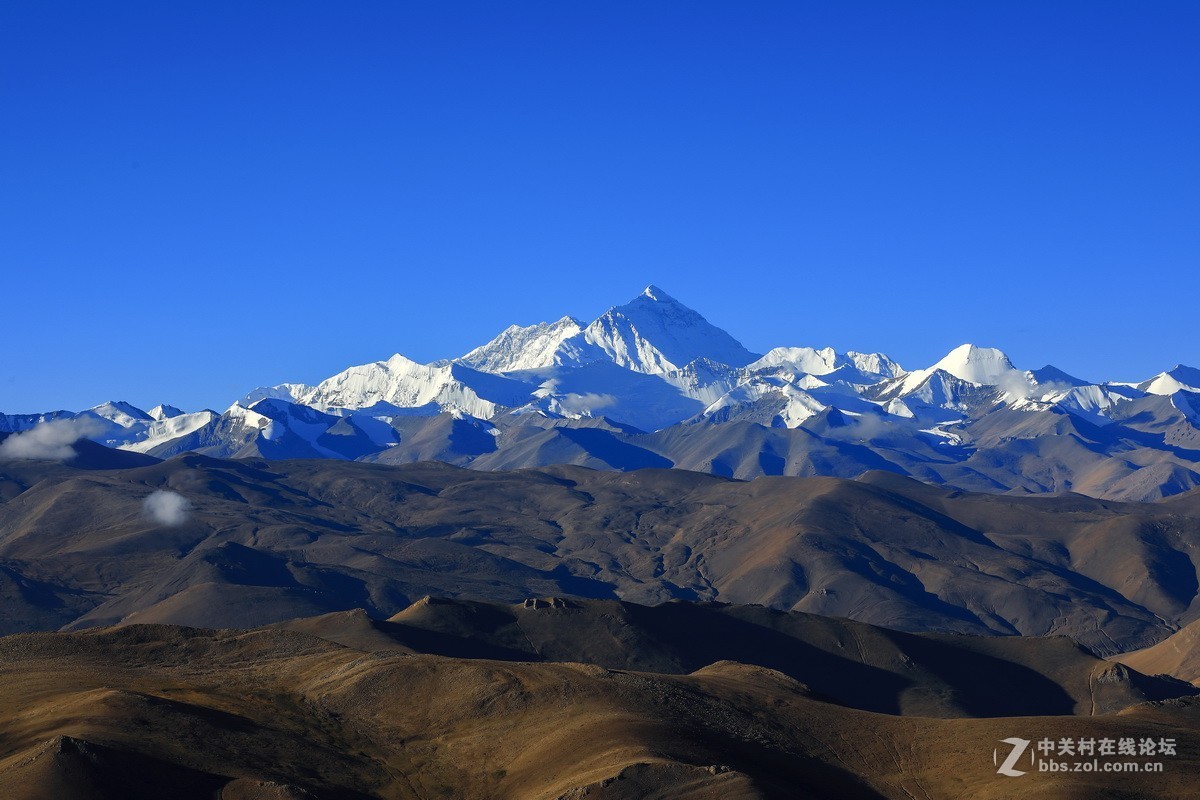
[558,428,673,469]
[885,633,1079,716]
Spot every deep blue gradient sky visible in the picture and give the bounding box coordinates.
[3,2,1197,412]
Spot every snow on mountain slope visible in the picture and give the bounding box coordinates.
[1029,365,1088,388]
[116,403,265,459]
[459,316,584,373]
[882,367,942,400]
[239,285,761,425]
[698,379,827,428]
[847,351,906,379]
[121,410,220,453]
[8,283,1200,501]
[750,346,842,375]
[1173,392,1200,425]
[2,402,190,451]
[0,410,75,433]
[74,401,157,447]
[693,371,903,430]
[1012,384,1145,426]
[875,345,1028,411]
[139,400,387,460]
[248,399,355,458]
[551,285,760,375]
[749,347,904,381]
[657,358,746,406]
[524,361,708,433]
[86,401,153,429]
[1140,365,1200,396]
[241,382,318,406]
[932,344,1020,386]
[225,402,272,431]
[148,404,185,421]
[255,354,536,418]
[872,368,998,422]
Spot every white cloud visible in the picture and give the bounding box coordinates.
[821,410,892,442]
[0,417,105,461]
[143,490,191,526]
[555,393,618,415]
[996,371,1037,402]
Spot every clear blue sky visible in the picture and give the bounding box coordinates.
[2,2,1197,412]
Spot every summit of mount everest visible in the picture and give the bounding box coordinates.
[4,285,1200,501]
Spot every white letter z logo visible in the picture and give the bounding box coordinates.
[994,737,1031,777]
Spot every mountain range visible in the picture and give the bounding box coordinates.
[5,285,1200,501]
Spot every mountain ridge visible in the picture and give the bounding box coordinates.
[5,285,1200,501]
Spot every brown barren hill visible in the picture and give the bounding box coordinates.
[2,457,1200,655]
[370,597,1194,717]
[0,617,1196,800]
[1114,619,1200,685]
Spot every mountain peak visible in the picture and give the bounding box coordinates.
[459,316,586,373]
[1030,365,1086,388]
[1140,364,1200,396]
[574,286,759,374]
[639,284,677,303]
[92,400,148,414]
[148,404,185,421]
[932,344,1018,385]
[89,401,154,424]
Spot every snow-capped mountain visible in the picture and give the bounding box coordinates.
[546,284,760,375]
[1140,365,1200,396]
[148,404,185,421]
[0,410,75,433]
[696,378,828,428]
[459,316,584,373]
[877,345,1024,402]
[749,347,904,382]
[122,409,221,454]
[932,344,1020,385]
[5,285,1200,502]
[252,354,534,419]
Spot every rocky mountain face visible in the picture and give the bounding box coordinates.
[5,285,1200,501]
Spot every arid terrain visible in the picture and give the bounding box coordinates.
[4,452,1200,797]
[1,601,1198,799]
[4,451,1200,654]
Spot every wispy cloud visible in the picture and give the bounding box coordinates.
[555,393,618,415]
[143,490,191,526]
[0,418,104,461]
[997,371,1038,401]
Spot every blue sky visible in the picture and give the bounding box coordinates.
[2,2,1197,412]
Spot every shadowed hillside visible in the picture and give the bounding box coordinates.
[0,614,1197,799]
[278,597,1196,718]
[3,455,1200,655]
